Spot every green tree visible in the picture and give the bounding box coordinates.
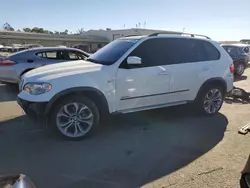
[23,28,31,32]
[3,22,14,31]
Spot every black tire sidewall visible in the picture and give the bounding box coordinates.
[235,62,245,76]
[196,85,224,116]
[49,95,100,140]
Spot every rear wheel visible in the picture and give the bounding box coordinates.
[235,62,245,76]
[196,85,224,116]
[49,96,100,140]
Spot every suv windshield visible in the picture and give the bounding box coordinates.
[87,39,139,65]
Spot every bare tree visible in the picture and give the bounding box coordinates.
[76,28,85,34]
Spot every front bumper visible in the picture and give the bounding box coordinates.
[17,97,48,118]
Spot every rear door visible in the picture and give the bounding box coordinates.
[165,38,221,102]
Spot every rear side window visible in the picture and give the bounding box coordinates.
[36,51,63,59]
[173,39,207,63]
[68,51,86,60]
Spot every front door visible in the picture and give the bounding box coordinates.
[115,38,171,111]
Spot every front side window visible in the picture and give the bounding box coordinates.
[87,39,139,65]
[127,38,169,67]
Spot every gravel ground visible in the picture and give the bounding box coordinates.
[0,69,249,188]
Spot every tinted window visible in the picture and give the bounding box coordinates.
[202,41,220,60]
[222,46,238,55]
[121,38,216,69]
[68,51,86,60]
[174,39,207,63]
[127,38,169,67]
[87,39,139,65]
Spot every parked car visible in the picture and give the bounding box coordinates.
[2,46,13,52]
[24,44,43,49]
[56,45,67,48]
[72,44,90,53]
[17,33,234,140]
[14,44,44,52]
[222,44,249,76]
[11,44,23,52]
[0,47,89,84]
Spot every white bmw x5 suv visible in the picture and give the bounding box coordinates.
[17,33,234,140]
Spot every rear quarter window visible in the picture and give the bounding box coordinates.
[201,41,220,60]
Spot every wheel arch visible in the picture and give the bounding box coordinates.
[45,87,110,116]
[20,68,34,78]
[195,78,227,100]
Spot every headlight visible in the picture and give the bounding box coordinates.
[24,83,52,95]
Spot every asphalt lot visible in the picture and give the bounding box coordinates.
[0,71,250,188]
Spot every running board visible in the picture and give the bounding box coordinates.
[116,101,187,114]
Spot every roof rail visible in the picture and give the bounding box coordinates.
[148,32,211,39]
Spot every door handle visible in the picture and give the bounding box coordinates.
[203,67,210,71]
[158,71,168,75]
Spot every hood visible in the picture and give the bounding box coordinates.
[23,60,103,82]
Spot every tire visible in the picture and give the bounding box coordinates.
[235,62,245,76]
[49,95,100,140]
[195,84,224,116]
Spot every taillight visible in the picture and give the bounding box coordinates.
[230,63,234,73]
[0,59,16,66]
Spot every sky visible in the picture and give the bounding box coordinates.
[1,0,250,41]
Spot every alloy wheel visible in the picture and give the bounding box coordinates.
[236,64,244,75]
[203,88,223,114]
[56,102,94,138]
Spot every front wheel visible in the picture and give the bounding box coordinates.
[196,85,224,116]
[50,96,100,140]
